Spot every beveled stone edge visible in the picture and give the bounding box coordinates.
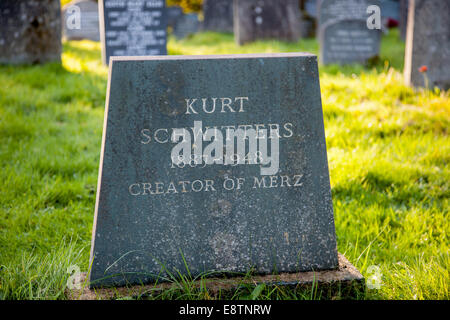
[66,253,364,300]
[109,52,317,64]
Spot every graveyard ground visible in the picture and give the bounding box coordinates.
[0,29,448,300]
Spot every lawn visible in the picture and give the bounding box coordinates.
[0,29,448,300]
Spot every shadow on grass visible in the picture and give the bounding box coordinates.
[332,170,447,213]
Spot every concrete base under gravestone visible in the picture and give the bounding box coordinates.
[66,254,364,300]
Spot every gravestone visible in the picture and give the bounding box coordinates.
[0,0,61,64]
[404,0,450,90]
[318,0,377,26]
[173,14,200,39]
[167,6,183,29]
[99,0,167,65]
[233,0,301,45]
[62,0,100,42]
[318,0,382,65]
[202,0,234,33]
[89,53,339,287]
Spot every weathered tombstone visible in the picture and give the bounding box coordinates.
[99,0,167,65]
[399,0,409,40]
[167,5,183,29]
[234,0,301,45]
[202,0,234,33]
[173,14,200,39]
[89,53,342,287]
[404,0,450,90]
[318,0,378,26]
[0,0,61,64]
[318,0,382,65]
[62,0,100,42]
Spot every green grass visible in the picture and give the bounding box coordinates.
[0,29,448,300]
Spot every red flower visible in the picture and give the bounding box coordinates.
[418,65,428,73]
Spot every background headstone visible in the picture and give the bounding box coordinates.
[99,0,167,65]
[233,0,301,45]
[404,0,450,90]
[0,0,61,64]
[167,5,183,29]
[202,0,234,33]
[62,0,100,42]
[318,0,382,65]
[173,14,200,39]
[89,53,339,287]
[318,0,379,26]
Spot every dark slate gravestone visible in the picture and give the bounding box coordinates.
[99,0,167,65]
[62,0,100,42]
[404,0,450,90]
[202,0,234,33]
[167,5,183,29]
[233,0,301,45]
[89,53,339,287]
[0,0,61,64]
[173,14,200,39]
[318,0,382,65]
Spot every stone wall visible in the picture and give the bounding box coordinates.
[0,0,61,64]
